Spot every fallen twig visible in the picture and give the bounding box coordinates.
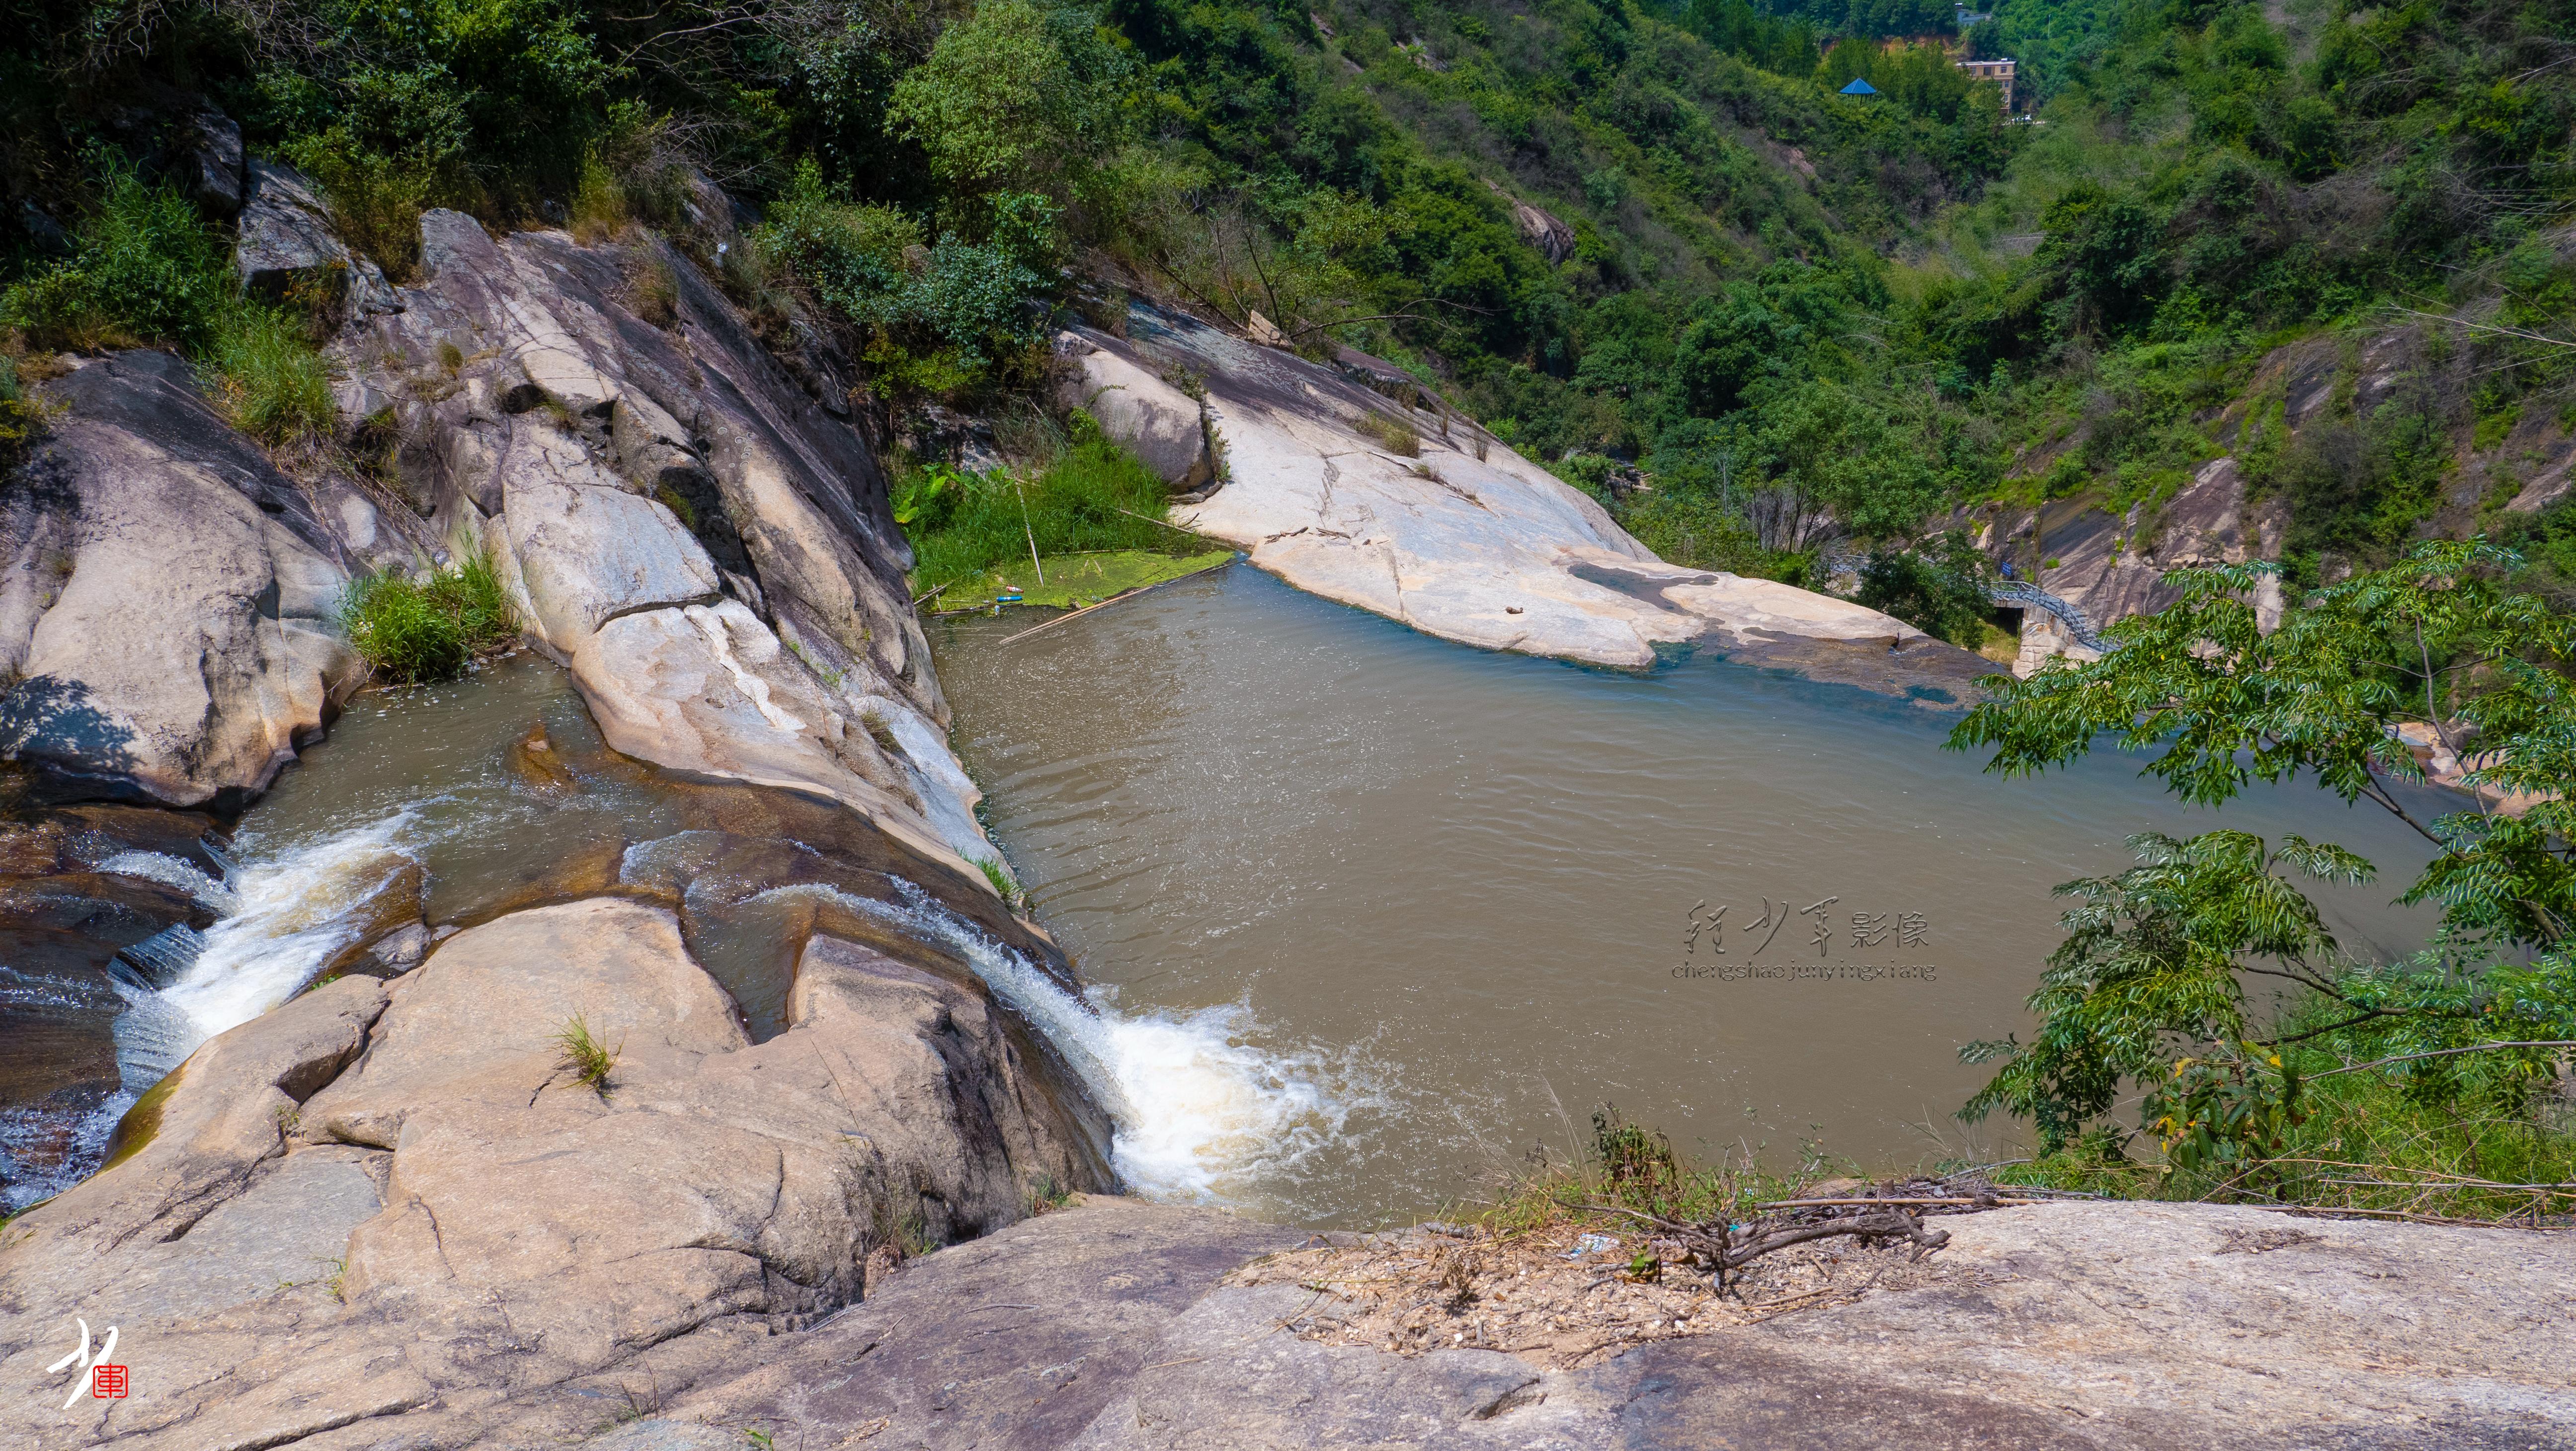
[1758,1196,2043,1209]
[1113,504,1218,538]
[1579,1204,1951,1292]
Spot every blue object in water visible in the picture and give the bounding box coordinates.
[995,592,1025,604]
[1840,77,1878,95]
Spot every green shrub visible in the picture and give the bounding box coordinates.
[1611,489,1797,578]
[758,160,1056,398]
[1854,531,1993,646]
[2,165,229,353]
[903,435,1188,594]
[341,550,517,683]
[287,141,451,282]
[2,165,341,446]
[211,307,337,444]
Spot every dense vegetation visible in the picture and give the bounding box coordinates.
[339,551,517,682]
[7,0,2569,584]
[1952,542,2576,1218]
[898,410,1225,605]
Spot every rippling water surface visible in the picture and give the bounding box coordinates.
[933,565,2454,1226]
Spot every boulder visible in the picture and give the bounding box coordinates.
[1486,180,1576,265]
[234,160,400,324]
[297,204,993,878]
[0,354,362,807]
[571,600,971,877]
[4,975,384,1262]
[1071,303,1981,689]
[166,108,245,219]
[496,423,722,649]
[1053,334,1215,491]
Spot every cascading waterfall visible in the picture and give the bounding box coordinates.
[739,878,1353,1201]
[102,813,425,1090]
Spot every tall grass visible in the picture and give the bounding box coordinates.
[1470,1107,1808,1240]
[552,1014,622,1097]
[902,428,1191,595]
[341,550,518,683]
[211,306,336,443]
[1,163,340,445]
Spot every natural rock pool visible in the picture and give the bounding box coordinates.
[933,565,2454,1226]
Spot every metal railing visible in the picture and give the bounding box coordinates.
[1987,579,2120,653]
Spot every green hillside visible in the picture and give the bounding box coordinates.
[4,0,2572,595]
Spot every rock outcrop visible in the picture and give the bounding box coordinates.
[0,897,1112,1450]
[0,352,365,808]
[1978,455,2285,676]
[595,1195,2575,1450]
[328,206,1001,879]
[1061,303,1989,698]
[235,161,403,326]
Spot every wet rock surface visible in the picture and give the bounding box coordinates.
[330,205,999,883]
[0,353,365,808]
[0,894,1113,1451]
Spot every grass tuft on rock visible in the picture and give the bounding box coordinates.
[211,305,337,444]
[341,550,518,684]
[974,856,1023,909]
[553,1014,622,1097]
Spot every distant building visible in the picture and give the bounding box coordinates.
[1956,56,2015,112]
[1839,77,1879,95]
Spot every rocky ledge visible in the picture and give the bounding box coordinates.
[1057,301,1992,699]
[602,1194,2574,1450]
[0,893,1112,1450]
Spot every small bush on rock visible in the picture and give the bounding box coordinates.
[2,164,229,353]
[212,306,337,444]
[341,550,517,683]
[903,433,1187,595]
[2,163,341,446]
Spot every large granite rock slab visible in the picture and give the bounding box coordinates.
[572,599,968,872]
[600,1195,2576,1451]
[0,353,364,807]
[0,897,1114,1451]
[1061,305,1990,696]
[331,208,1002,887]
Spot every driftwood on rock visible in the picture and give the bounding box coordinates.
[1585,1203,1954,1291]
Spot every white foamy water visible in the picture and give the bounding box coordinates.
[151,813,423,1057]
[746,881,1353,1201]
[98,851,237,911]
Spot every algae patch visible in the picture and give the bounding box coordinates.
[932,548,1234,611]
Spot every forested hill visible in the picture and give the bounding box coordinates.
[4,0,2572,620]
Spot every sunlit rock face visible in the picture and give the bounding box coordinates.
[1059,301,1989,699]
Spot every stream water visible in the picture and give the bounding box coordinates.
[932,565,2455,1227]
[25,569,2461,1228]
[47,653,1322,1209]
